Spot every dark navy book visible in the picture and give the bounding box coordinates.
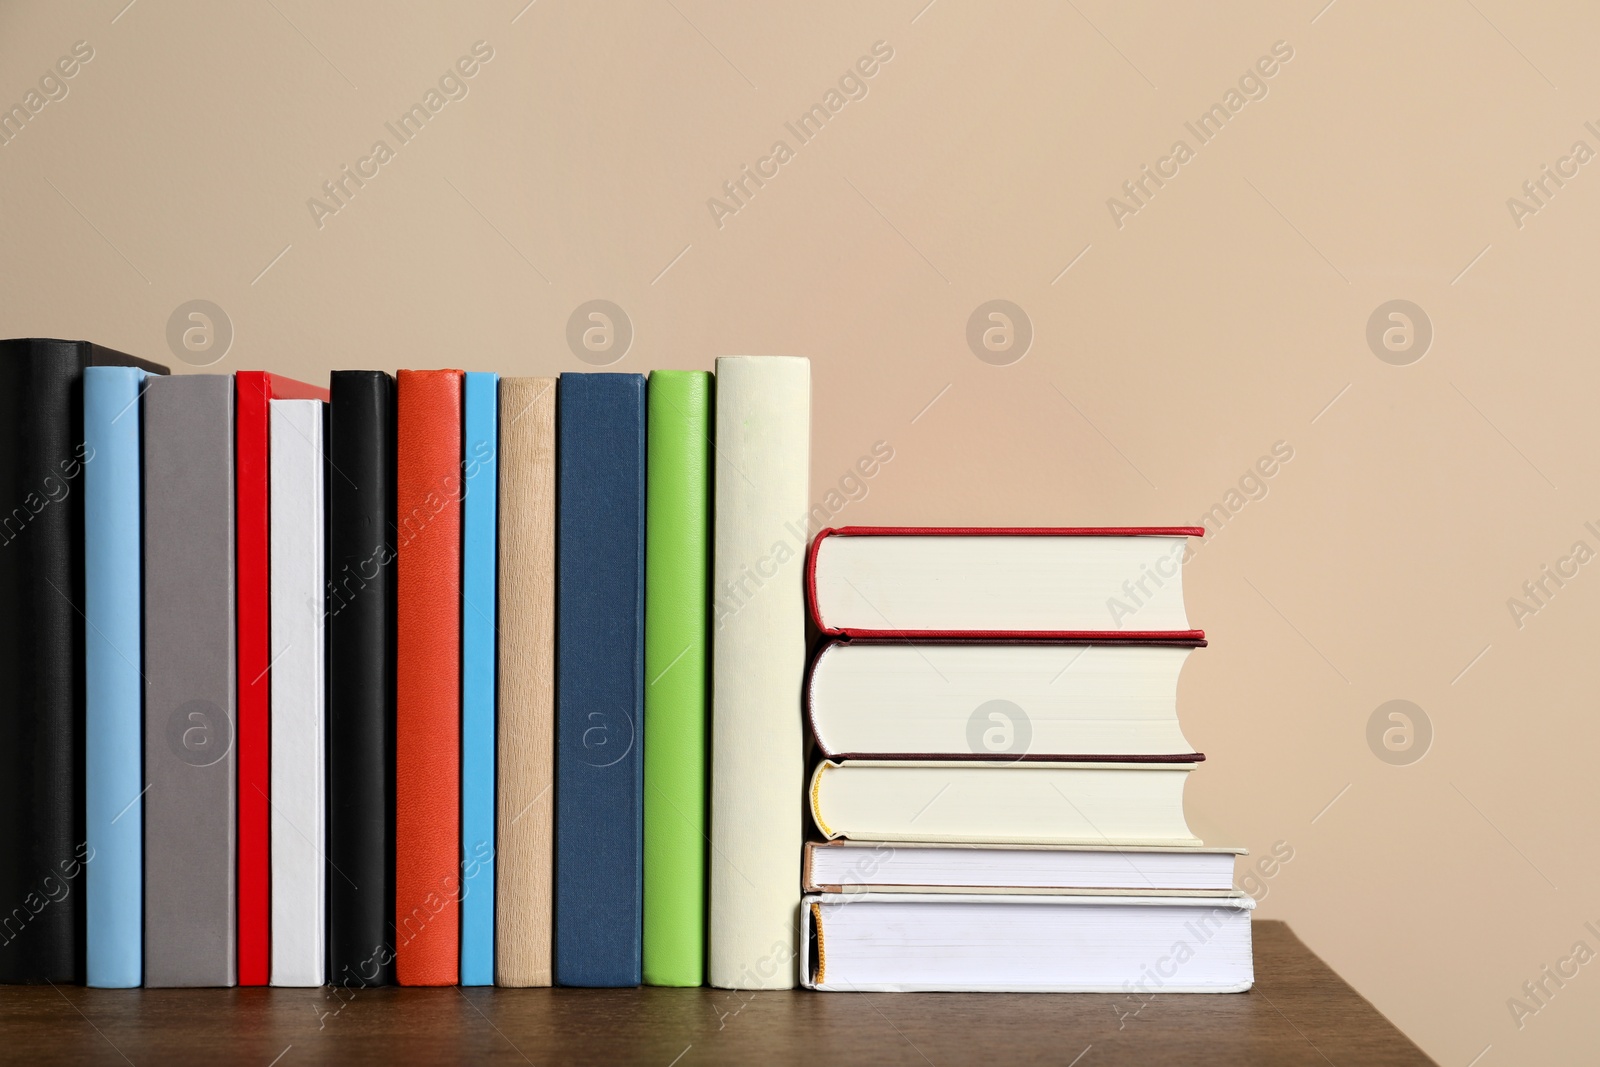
[555,373,647,987]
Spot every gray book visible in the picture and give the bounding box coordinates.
[142,375,236,987]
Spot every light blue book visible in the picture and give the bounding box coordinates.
[460,371,499,985]
[84,366,149,988]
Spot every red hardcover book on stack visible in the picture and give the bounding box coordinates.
[394,370,463,985]
[236,371,330,987]
[805,526,1207,642]
[803,526,1208,764]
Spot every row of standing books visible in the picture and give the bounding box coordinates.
[0,339,811,989]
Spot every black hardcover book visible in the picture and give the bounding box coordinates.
[326,371,398,988]
[0,338,167,984]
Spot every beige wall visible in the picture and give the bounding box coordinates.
[4,0,1596,1058]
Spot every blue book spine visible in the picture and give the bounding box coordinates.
[555,373,646,987]
[460,371,499,986]
[84,366,148,988]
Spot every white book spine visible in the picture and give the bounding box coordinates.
[269,399,327,987]
[709,356,810,989]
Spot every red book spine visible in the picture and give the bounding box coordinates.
[235,372,272,987]
[235,372,330,987]
[394,370,463,985]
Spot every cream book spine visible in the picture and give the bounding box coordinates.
[495,377,557,987]
[709,356,810,990]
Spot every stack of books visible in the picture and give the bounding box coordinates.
[0,339,812,993]
[799,527,1255,993]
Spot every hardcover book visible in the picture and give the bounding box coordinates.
[235,370,329,986]
[143,373,237,987]
[809,760,1200,846]
[709,356,810,991]
[327,371,397,988]
[83,364,160,988]
[807,640,1204,761]
[801,892,1254,992]
[643,370,712,987]
[802,840,1244,893]
[495,377,557,988]
[555,373,646,987]
[460,371,499,987]
[394,370,464,986]
[268,399,328,986]
[0,339,163,985]
[806,527,1207,641]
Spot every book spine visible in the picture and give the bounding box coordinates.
[460,372,499,986]
[709,356,810,990]
[327,371,397,988]
[233,370,272,987]
[143,374,237,987]
[0,340,90,984]
[555,373,646,987]
[394,370,463,985]
[642,370,712,986]
[84,366,147,988]
[494,377,556,987]
[268,400,328,986]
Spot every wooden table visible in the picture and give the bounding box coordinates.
[2,922,1433,1065]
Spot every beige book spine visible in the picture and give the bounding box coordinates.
[495,377,557,986]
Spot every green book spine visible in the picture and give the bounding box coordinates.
[643,370,713,986]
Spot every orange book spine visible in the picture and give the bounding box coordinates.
[394,369,463,985]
